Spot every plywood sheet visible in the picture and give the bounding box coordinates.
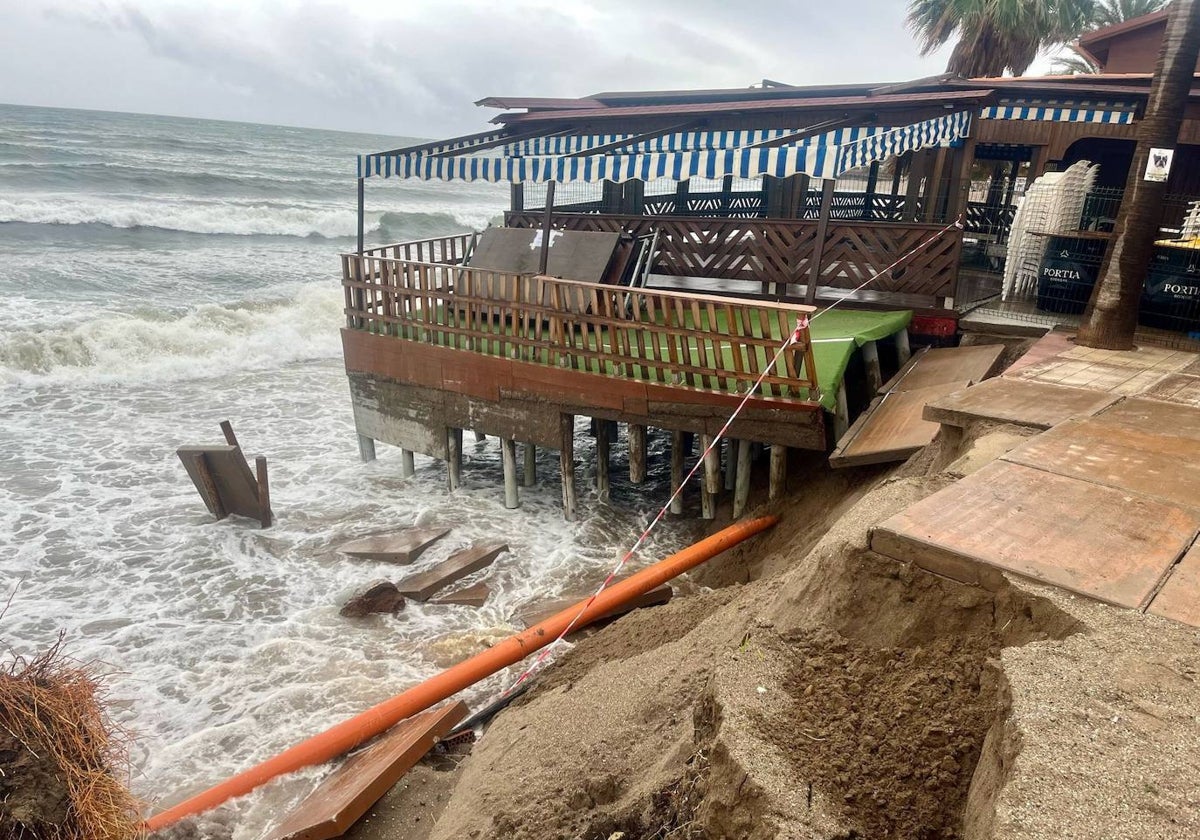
[466,228,621,284]
[882,344,1005,394]
[1091,396,1200,442]
[263,702,467,840]
[339,528,450,564]
[1147,544,1200,628]
[517,584,673,630]
[176,445,261,519]
[397,542,507,601]
[1001,419,1200,510]
[831,383,967,468]
[923,377,1119,430]
[871,461,1200,609]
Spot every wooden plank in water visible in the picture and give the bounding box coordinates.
[871,461,1200,610]
[397,542,508,602]
[880,344,1005,394]
[831,382,968,468]
[1147,544,1200,628]
[177,445,261,520]
[263,702,467,840]
[431,581,491,608]
[1001,418,1200,510]
[517,584,673,631]
[922,377,1119,430]
[339,528,450,564]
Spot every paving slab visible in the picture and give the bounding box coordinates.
[263,701,467,840]
[517,584,673,631]
[1002,328,1073,377]
[397,542,507,602]
[871,461,1200,609]
[431,581,491,607]
[1001,418,1200,510]
[1091,396,1200,442]
[339,528,450,564]
[1147,544,1200,628]
[1141,373,1200,408]
[880,344,1005,394]
[923,377,1119,430]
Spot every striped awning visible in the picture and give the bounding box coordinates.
[359,111,972,183]
[980,103,1135,124]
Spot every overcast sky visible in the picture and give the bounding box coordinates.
[0,0,1056,138]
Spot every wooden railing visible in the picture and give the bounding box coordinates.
[341,251,821,402]
[359,232,479,265]
[505,211,961,300]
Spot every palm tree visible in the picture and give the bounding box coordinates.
[1077,0,1200,348]
[907,0,1095,77]
[1051,0,1169,74]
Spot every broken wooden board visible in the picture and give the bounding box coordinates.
[878,344,1005,395]
[397,542,508,602]
[1147,544,1200,628]
[263,701,467,840]
[431,581,491,608]
[339,528,450,564]
[176,445,261,520]
[922,377,1119,430]
[517,584,673,631]
[831,383,968,468]
[1001,418,1200,511]
[871,461,1200,610]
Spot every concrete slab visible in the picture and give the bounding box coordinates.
[263,702,467,840]
[397,542,507,602]
[339,528,450,565]
[517,584,673,631]
[431,581,491,607]
[871,461,1200,609]
[923,377,1119,430]
[1001,419,1200,510]
[1091,397,1200,443]
[1147,544,1200,628]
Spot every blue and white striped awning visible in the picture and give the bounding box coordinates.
[359,111,971,183]
[981,103,1135,124]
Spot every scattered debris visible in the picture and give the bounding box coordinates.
[396,543,507,602]
[339,580,406,618]
[176,420,272,527]
[338,528,450,564]
[430,581,491,608]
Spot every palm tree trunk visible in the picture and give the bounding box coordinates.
[1077,0,1200,349]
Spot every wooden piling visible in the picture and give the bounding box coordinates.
[501,438,518,509]
[255,455,273,528]
[724,438,736,491]
[733,439,752,519]
[629,424,647,484]
[861,340,883,393]
[357,435,377,463]
[702,435,721,496]
[670,430,685,515]
[895,329,912,364]
[560,414,576,521]
[401,450,415,479]
[447,428,462,491]
[834,384,851,440]
[523,443,537,487]
[769,445,787,502]
[596,420,611,503]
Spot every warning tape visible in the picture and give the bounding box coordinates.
[498,215,964,698]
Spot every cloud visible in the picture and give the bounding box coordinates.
[0,0,953,137]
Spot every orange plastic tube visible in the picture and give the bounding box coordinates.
[144,515,778,830]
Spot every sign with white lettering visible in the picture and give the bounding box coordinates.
[1144,147,1174,183]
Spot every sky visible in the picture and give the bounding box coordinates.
[0,0,1056,138]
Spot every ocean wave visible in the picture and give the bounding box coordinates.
[0,284,344,385]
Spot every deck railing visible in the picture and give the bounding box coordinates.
[359,231,479,265]
[505,211,962,301]
[341,244,821,402]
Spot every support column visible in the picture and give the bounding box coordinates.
[560,414,576,521]
[733,439,752,519]
[596,420,612,503]
[724,438,736,491]
[629,424,647,484]
[356,177,365,255]
[401,449,415,478]
[834,384,851,441]
[769,445,787,502]
[447,427,462,491]
[500,437,519,509]
[895,329,912,364]
[861,340,883,393]
[523,443,537,487]
[670,430,685,515]
[357,434,376,463]
[805,178,835,305]
[701,434,720,521]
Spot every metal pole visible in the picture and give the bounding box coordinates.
[356,177,365,255]
[539,181,556,275]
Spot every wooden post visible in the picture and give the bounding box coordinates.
[474,431,487,443]
[673,179,690,214]
[805,178,835,305]
[219,420,240,449]
[861,161,879,219]
[401,449,415,479]
[903,149,929,221]
[861,340,883,393]
[255,455,272,528]
[733,439,752,519]
[680,432,694,455]
[670,430,685,515]
[193,453,226,520]
[768,445,786,503]
[629,424,647,484]
[356,177,365,255]
[724,438,736,491]
[596,420,611,503]
[923,147,949,223]
[447,428,462,491]
[894,329,912,364]
[523,443,537,487]
[701,434,719,521]
[510,182,524,213]
[501,438,519,510]
[538,181,556,275]
[834,384,851,440]
[357,435,377,463]
[560,414,576,521]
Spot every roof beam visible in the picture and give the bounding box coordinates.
[566,120,702,157]
[744,116,862,149]
[372,129,507,159]
[429,127,574,157]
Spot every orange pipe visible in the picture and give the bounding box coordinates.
[145,515,778,829]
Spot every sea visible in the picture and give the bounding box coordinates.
[0,103,691,837]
